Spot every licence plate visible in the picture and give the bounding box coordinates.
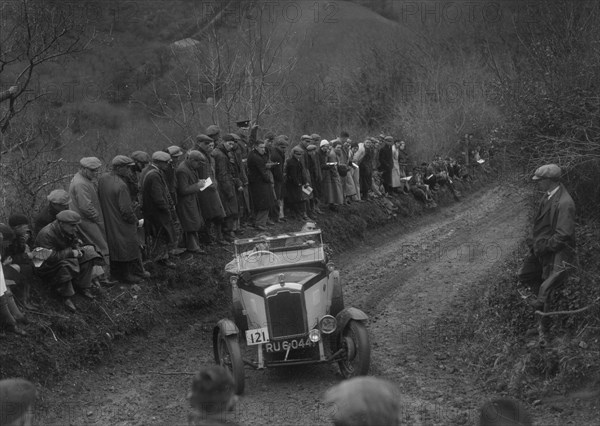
[265,337,315,353]
[246,327,270,346]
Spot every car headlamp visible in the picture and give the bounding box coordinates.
[327,262,335,272]
[319,315,337,334]
[309,328,321,343]
[229,275,238,286]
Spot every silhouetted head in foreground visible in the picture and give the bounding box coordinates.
[324,377,400,426]
[479,398,532,426]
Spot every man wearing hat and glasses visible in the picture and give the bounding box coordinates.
[34,210,98,312]
[518,164,576,311]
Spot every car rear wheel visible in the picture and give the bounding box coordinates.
[338,320,370,378]
[215,332,245,395]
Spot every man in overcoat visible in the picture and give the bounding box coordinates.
[212,140,240,242]
[247,141,276,231]
[142,152,177,267]
[196,136,227,245]
[285,146,310,220]
[176,151,206,253]
[518,164,576,311]
[98,155,143,283]
[270,136,288,221]
[69,157,109,275]
[318,140,344,210]
[378,136,394,194]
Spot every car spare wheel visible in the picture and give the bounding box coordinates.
[338,320,370,378]
[215,331,245,395]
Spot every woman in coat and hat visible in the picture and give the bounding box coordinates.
[318,140,344,211]
[285,146,310,220]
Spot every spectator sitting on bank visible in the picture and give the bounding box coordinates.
[34,210,101,313]
[187,366,239,425]
[33,189,71,236]
[323,377,400,426]
[408,167,436,208]
[3,214,37,309]
[479,398,532,426]
[0,224,28,335]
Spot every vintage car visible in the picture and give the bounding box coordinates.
[213,229,370,394]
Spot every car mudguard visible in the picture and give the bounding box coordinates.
[335,307,369,332]
[213,319,240,359]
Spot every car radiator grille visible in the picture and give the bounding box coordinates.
[266,291,306,339]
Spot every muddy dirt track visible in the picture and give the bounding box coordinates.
[38,185,541,425]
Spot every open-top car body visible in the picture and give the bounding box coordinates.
[213,229,370,394]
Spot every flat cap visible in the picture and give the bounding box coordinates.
[385,136,394,142]
[130,151,150,163]
[167,145,183,157]
[47,189,70,206]
[190,366,234,411]
[152,151,171,162]
[0,378,37,425]
[222,134,235,142]
[111,155,134,167]
[187,150,205,161]
[301,134,312,141]
[264,131,275,140]
[206,125,220,136]
[56,210,81,224]
[532,164,561,180]
[79,157,102,170]
[8,214,29,228]
[275,135,289,145]
[196,134,213,143]
[311,133,321,141]
[292,145,304,154]
[306,144,317,151]
[320,139,330,147]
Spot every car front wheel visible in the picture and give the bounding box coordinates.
[338,320,370,378]
[215,332,245,395]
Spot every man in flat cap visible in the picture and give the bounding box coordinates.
[206,125,221,143]
[0,378,37,425]
[98,156,145,283]
[175,151,206,253]
[518,164,576,311]
[69,157,109,286]
[142,152,178,268]
[187,365,239,425]
[323,377,401,426]
[33,189,71,236]
[212,137,240,241]
[34,210,98,312]
[165,145,185,206]
[285,145,310,220]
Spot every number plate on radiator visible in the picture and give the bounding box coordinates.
[245,327,270,346]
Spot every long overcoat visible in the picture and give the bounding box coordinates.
[98,172,139,262]
[197,147,225,220]
[284,156,306,204]
[212,144,238,217]
[175,161,204,232]
[378,143,394,187]
[319,149,344,205]
[336,147,357,197]
[270,146,286,200]
[247,149,276,211]
[69,172,109,256]
[141,166,176,243]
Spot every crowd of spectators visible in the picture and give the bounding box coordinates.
[0,125,492,331]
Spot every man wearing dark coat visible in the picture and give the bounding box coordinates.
[176,151,206,253]
[359,139,374,200]
[212,140,240,242]
[518,164,576,311]
[141,151,177,268]
[98,155,143,283]
[378,136,394,194]
[270,137,288,221]
[34,210,97,312]
[285,146,310,220]
[247,141,276,231]
[33,189,71,237]
[196,136,227,245]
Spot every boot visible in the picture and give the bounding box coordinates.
[0,295,26,335]
[5,290,28,324]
